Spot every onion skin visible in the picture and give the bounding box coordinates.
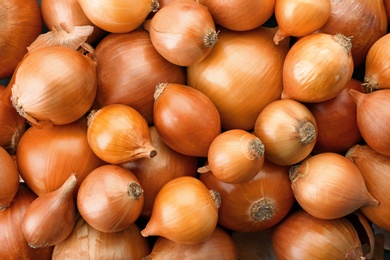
[122,126,198,218]
[153,82,221,157]
[289,152,379,219]
[52,217,150,259]
[346,144,390,231]
[187,26,290,130]
[281,33,354,103]
[200,159,295,232]
[319,0,388,67]
[0,184,53,259]
[349,89,390,156]
[0,147,20,209]
[306,78,363,155]
[94,29,186,124]
[271,210,364,259]
[0,0,42,79]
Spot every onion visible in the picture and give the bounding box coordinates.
[53,217,150,259]
[319,0,388,67]
[87,104,157,164]
[200,159,295,232]
[153,82,221,157]
[281,33,354,102]
[0,184,53,259]
[198,0,275,31]
[144,0,218,66]
[0,146,20,209]
[289,152,379,219]
[254,98,317,166]
[349,88,390,156]
[94,28,186,124]
[77,164,144,233]
[141,176,220,244]
[187,26,290,130]
[306,78,363,154]
[273,0,331,44]
[346,144,390,231]
[122,126,198,218]
[231,230,276,260]
[16,117,104,196]
[0,0,42,79]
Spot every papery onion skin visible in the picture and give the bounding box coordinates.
[200,159,295,232]
[289,152,379,219]
[271,209,364,259]
[122,126,198,218]
[0,184,53,259]
[0,0,42,79]
[274,0,331,44]
[254,98,317,166]
[52,217,150,260]
[187,26,290,130]
[153,82,221,157]
[11,45,97,126]
[349,89,390,156]
[16,117,105,197]
[94,28,186,124]
[87,104,157,164]
[0,147,20,209]
[77,165,144,233]
[346,144,390,231]
[281,33,354,103]
[141,176,219,244]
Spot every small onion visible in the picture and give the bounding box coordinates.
[289,152,379,219]
[0,146,20,209]
[254,99,317,166]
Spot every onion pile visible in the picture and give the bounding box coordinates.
[2,0,390,258]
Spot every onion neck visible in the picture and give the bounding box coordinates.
[204,29,219,48]
[244,136,265,160]
[297,121,316,145]
[154,82,167,101]
[250,197,275,222]
[151,0,159,12]
[128,182,143,200]
[362,75,378,93]
[289,164,305,183]
[333,33,352,54]
[210,189,221,209]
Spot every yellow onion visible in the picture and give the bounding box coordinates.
[141,176,220,244]
[87,104,157,164]
[0,146,20,209]
[187,26,290,130]
[153,82,221,157]
[274,0,331,44]
[77,165,144,233]
[254,99,317,166]
[289,152,379,219]
[11,44,97,126]
[198,129,265,183]
[53,217,150,259]
[144,0,218,66]
[77,0,157,33]
[281,33,354,102]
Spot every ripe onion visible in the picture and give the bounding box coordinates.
[187,26,290,130]
[289,152,379,219]
[0,146,20,209]
[282,33,354,102]
[254,99,317,166]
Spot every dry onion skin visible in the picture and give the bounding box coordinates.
[281,33,354,103]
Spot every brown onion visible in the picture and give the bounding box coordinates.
[0,184,53,259]
[122,125,198,218]
[200,159,295,232]
[346,144,390,231]
[143,226,238,259]
[187,26,290,130]
[254,99,317,166]
[53,217,150,259]
[319,0,388,67]
[349,88,390,156]
[232,230,276,260]
[16,117,104,196]
[141,176,220,244]
[306,78,363,154]
[0,0,42,79]
[87,104,157,164]
[153,82,221,157]
[0,147,20,209]
[289,152,379,219]
[94,28,186,124]
[144,0,218,66]
[281,33,354,102]
[77,165,144,233]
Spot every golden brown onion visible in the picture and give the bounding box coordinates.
[0,146,20,209]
